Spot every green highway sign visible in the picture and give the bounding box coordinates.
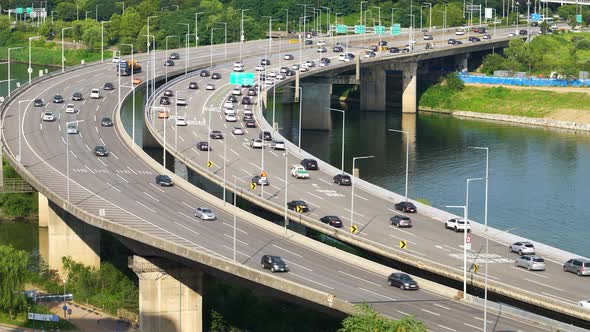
[230,72,255,85]
[336,24,347,34]
[391,24,401,36]
[375,25,385,35]
[16,8,24,14]
[576,14,582,23]
[354,25,365,34]
[26,7,33,13]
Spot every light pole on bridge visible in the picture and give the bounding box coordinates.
[350,156,375,233]
[101,21,111,63]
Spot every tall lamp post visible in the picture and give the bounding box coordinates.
[387,129,411,201]
[210,28,220,67]
[424,3,432,32]
[66,120,85,202]
[165,35,178,82]
[372,6,382,45]
[350,156,375,232]
[178,23,190,74]
[328,108,346,174]
[28,36,40,82]
[469,146,489,331]
[18,99,34,163]
[120,43,135,146]
[194,12,204,49]
[100,21,111,62]
[95,4,102,20]
[146,15,158,99]
[232,175,252,262]
[61,28,72,73]
[240,9,252,62]
[282,9,289,33]
[116,2,125,14]
[7,47,22,97]
[284,85,303,152]
[215,22,228,60]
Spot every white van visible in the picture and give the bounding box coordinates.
[233,62,244,72]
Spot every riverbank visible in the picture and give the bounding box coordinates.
[0,46,102,68]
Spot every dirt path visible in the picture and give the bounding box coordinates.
[465,83,590,94]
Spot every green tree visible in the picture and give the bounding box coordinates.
[480,53,507,74]
[339,303,397,331]
[0,246,28,318]
[55,2,78,21]
[445,72,464,91]
[82,25,102,49]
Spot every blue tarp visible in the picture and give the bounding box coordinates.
[459,73,590,87]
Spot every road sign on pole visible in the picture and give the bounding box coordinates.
[354,25,366,34]
[576,15,583,24]
[336,24,347,34]
[229,72,255,85]
[350,225,358,233]
[391,24,401,36]
[207,161,214,168]
[472,263,479,273]
[250,182,256,190]
[465,234,472,250]
[399,240,408,249]
[531,13,541,21]
[375,25,385,35]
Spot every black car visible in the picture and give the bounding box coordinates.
[287,200,309,212]
[211,72,222,80]
[389,47,400,53]
[72,92,83,101]
[33,99,44,107]
[259,131,272,141]
[241,96,252,105]
[519,29,528,35]
[333,46,344,52]
[101,117,113,127]
[163,90,174,97]
[455,40,463,45]
[245,119,256,128]
[448,38,457,45]
[52,95,64,103]
[468,36,481,42]
[210,130,223,139]
[390,215,412,228]
[369,45,378,52]
[301,159,319,170]
[304,39,313,45]
[378,40,388,46]
[260,59,271,66]
[320,216,343,228]
[159,96,171,105]
[164,59,175,66]
[387,273,419,290]
[169,52,180,60]
[103,82,115,90]
[196,141,210,151]
[395,201,417,213]
[248,88,257,96]
[94,145,108,156]
[188,82,199,89]
[155,174,173,186]
[320,57,331,64]
[227,95,238,103]
[200,70,210,77]
[260,255,289,273]
[333,174,352,185]
[252,175,269,186]
[285,70,295,77]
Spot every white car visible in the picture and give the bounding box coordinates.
[277,73,286,80]
[291,64,300,70]
[305,60,316,67]
[445,218,471,232]
[283,54,294,60]
[176,115,188,126]
[455,29,465,35]
[508,32,515,37]
[231,88,242,96]
[224,105,235,114]
[111,56,121,63]
[223,100,234,109]
[265,79,274,85]
[271,140,285,150]
[255,65,266,71]
[90,88,100,99]
[250,138,263,149]
[194,207,216,220]
[317,40,326,46]
[233,63,244,72]
[299,66,309,72]
[176,97,187,106]
[290,165,310,178]
[232,127,244,135]
[66,123,79,134]
[206,83,215,90]
[551,23,558,30]
[225,114,237,122]
[65,104,77,114]
[243,110,254,118]
[579,300,590,310]
[268,71,277,78]
[317,46,327,53]
[42,111,55,121]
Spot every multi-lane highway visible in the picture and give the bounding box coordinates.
[0,27,580,331]
[145,26,590,324]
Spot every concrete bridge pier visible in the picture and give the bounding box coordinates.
[454,53,469,72]
[44,200,101,276]
[360,66,387,112]
[281,82,296,103]
[130,256,203,332]
[402,63,418,114]
[300,80,332,130]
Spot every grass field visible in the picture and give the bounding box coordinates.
[0,46,103,67]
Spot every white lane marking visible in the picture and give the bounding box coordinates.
[354,194,368,201]
[70,151,78,159]
[540,292,578,304]
[433,303,451,310]
[85,144,91,151]
[435,245,452,252]
[97,158,107,166]
[95,127,99,133]
[463,323,483,331]
[272,244,303,258]
[174,221,199,235]
[106,183,121,192]
[178,136,185,142]
[397,310,410,316]
[388,234,417,246]
[230,148,240,156]
[249,161,259,168]
[149,183,165,192]
[110,151,119,160]
[116,174,128,183]
[136,200,156,213]
[224,233,249,245]
[524,278,563,291]
[100,138,105,145]
[127,166,138,175]
[79,132,84,139]
[338,270,381,287]
[289,272,334,290]
[358,287,396,301]
[283,259,312,271]
[420,309,440,316]
[437,325,456,331]
[222,245,249,257]
[181,201,193,209]
[509,266,549,279]
[306,192,325,200]
[387,208,397,213]
[84,166,95,174]
[319,178,333,186]
[143,192,159,202]
[178,211,197,222]
[61,136,66,144]
[222,222,248,234]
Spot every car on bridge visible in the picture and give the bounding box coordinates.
[157,110,169,119]
[188,82,199,89]
[250,138,263,149]
[160,96,171,105]
[245,119,257,128]
[225,114,237,122]
[194,207,216,221]
[163,90,174,97]
[52,95,64,103]
[284,54,294,60]
[317,46,327,53]
[515,255,545,271]
[291,165,310,179]
[445,218,471,232]
[232,127,244,135]
[378,40,388,46]
[252,175,269,186]
[305,60,316,67]
[304,39,313,45]
[301,159,319,170]
[176,97,187,106]
[423,34,433,40]
[65,104,77,114]
[42,111,55,121]
[425,43,435,50]
[196,142,210,151]
[317,40,326,46]
[241,96,252,105]
[255,65,266,71]
[260,59,271,65]
[210,130,223,139]
[389,47,400,53]
[206,83,215,91]
[333,45,344,52]
[287,200,310,212]
[364,51,376,58]
[390,215,412,228]
[66,123,79,135]
[333,174,351,186]
[509,241,535,255]
[72,92,83,101]
[164,59,175,66]
[101,117,113,127]
[320,216,343,228]
[469,36,481,42]
[211,73,222,79]
[387,273,419,290]
[155,175,173,186]
[483,34,491,40]
[103,82,115,90]
[248,88,257,96]
[169,52,180,60]
[271,140,285,150]
[563,258,590,276]
[259,131,272,141]
[90,88,101,99]
[33,99,44,107]
[320,57,331,64]
[395,201,417,213]
[579,299,590,309]
[94,145,108,156]
[176,115,188,126]
[200,70,210,77]
[261,255,289,273]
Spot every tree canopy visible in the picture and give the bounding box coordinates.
[0,245,28,318]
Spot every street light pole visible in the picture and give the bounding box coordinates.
[28,36,40,83]
[8,47,22,97]
[282,9,289,34]
[350,156,375,232]
[121,43,135,146]
[116,2,125,14]
[195,12,204,49]
[100,21,111,63]
[240,9,251,62]
[165,35,178,82]
[95,4,102,20]
[60,28,71,73]
[18,99,34,163]
[210,28,220,67]
[215,22,227,60]
[147,15,158,99]
[178,23,190,73]
[329,108,346,174]
[388,129,411,201]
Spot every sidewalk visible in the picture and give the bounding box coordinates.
[47,302,137,332]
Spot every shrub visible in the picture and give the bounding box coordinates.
[576,39,590,50]
[445,72,465,91]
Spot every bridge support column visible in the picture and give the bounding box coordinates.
[47,201,100,276]
[130,256,203,332]
[38,193,49,227]
[454,54,469,72]
[402,63,418,114]
[295,71,300,102]
[282,82,296,103]
[300,80,332,130]
[360,66,387,111]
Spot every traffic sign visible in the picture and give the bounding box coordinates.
[531,13,541,21]
[16,8,24,14]
[391,24,401,36]
[465,234,472,250]
[354,25,366,34]
[350,225,358,233]
[576,14,583,24]
[207,161,213,168]
[229,72,255,85]
[336,24,347,34]
[375,25,385,35]
[296,205,304,213]
[27,67,33,74]
[250,182,257,190]
[26,7,33,14]
[472,263,479,273]
[399,240,408,249]
[261,171,267,177]
[67,308,72,315]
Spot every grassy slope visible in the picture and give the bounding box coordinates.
[0,45,102,67]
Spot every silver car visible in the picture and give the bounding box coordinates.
[515,255,545,271]
[194,207,216,220]
[509,241,535,255]
[563,258,590,276]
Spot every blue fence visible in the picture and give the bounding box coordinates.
[459,74,590,87]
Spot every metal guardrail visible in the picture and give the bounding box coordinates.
[0,178,35,193]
